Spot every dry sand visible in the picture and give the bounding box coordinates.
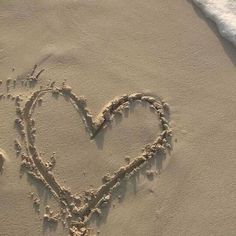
[1,0,236,235]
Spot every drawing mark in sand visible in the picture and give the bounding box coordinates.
[14,82,172,235]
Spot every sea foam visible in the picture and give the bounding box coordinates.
[192,0,236,47]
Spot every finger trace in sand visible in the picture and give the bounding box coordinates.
[14,83,172,235]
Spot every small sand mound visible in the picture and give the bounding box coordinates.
[0,149,8,172]
[0,152,5,171]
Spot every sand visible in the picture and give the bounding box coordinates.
[0,0,236,235]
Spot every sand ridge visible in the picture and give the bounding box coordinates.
[0,148,8,174]
[8,68,173,235]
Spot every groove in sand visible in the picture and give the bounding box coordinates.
[14,84,172,235]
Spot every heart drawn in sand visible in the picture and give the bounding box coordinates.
[15,84,172,235]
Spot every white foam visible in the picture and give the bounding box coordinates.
[192,0,236,47]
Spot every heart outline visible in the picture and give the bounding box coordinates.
[15,85,172,234]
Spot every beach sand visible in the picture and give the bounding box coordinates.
[0,0,236,235]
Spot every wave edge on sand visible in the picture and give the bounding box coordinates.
[192,0,236,47]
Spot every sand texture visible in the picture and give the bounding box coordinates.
[1,0,236,235]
